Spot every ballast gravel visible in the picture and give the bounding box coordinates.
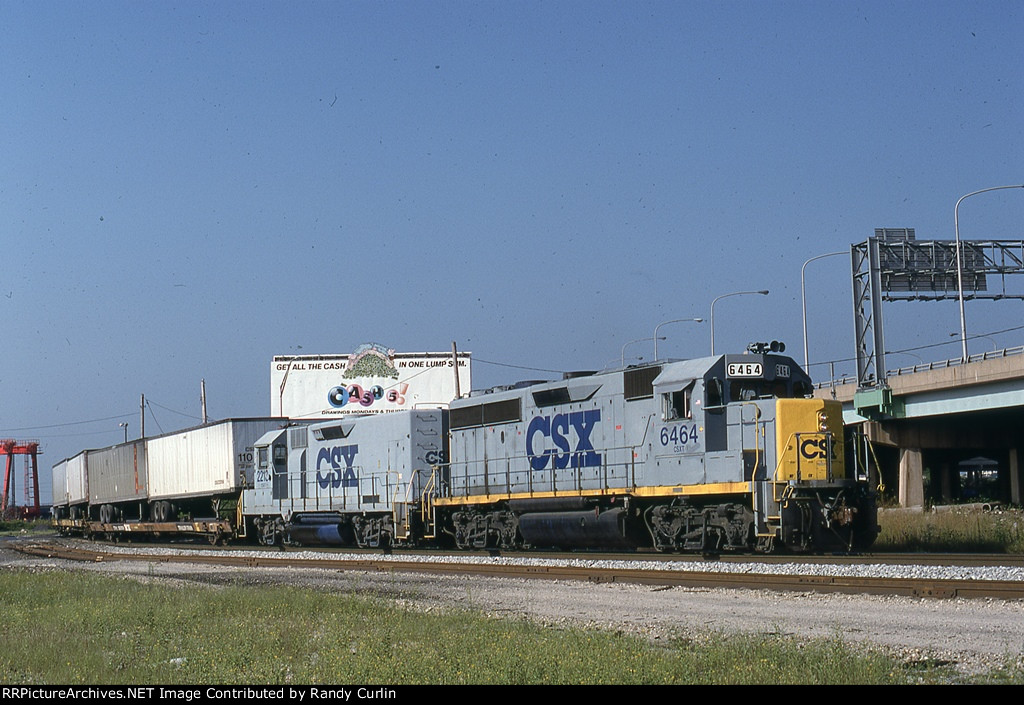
[3,537,1022,680]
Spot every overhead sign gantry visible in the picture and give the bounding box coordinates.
[851,228,1024,417]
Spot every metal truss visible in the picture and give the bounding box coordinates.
[851,232,1024,388]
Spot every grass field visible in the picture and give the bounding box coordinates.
[0,570,1021,685]
[875,506,1024,553]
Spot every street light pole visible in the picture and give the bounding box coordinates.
[653,318,703,361]
[954,184,1024,363]
[801,251,846,369]
[710,290,769,355]
[119,422,128,444]
[949,331,998,352]
[621,336,665,368]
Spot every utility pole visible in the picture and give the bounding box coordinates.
[451,341,461,399]
[201,379,208,424]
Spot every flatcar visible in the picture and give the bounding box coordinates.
[52,418,290,542]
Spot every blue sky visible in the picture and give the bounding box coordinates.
[2,1,1021,495]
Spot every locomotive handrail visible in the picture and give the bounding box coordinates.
[235,490,247,539]
[387,468,419,541]
[423,465,439,502]
[770,431,837,488]
[444,445,640,500]
[298,463,367,511]
[772,432,806,493]
[420,467,440,539]
[738,402,765,481]
[850,430,886,491]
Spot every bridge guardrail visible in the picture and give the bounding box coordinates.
[813,344,1024,389]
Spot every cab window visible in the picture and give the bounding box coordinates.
[662,381,695,420]
[706,377,724,408]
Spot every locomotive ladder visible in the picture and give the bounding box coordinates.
[734,406,780,541]
[756,431,807,540]
[391,467,442,542]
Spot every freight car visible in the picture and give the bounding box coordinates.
[52,349,879,553]
[51,418,291,542]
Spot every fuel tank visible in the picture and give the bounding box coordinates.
[518,507,637,549]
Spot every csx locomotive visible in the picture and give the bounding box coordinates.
[52,349,878,553]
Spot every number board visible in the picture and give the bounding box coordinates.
[727,362,763,378]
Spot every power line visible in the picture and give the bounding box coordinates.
[146,399,203,421]
[807,324,1024,371]
[145,400,165,435]
[472,357,565,375]
[26,429,127,441]
[0,413,133,434]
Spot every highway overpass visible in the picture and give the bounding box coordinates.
[815,348,1024,507]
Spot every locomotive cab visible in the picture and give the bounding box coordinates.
[692,352,832,478]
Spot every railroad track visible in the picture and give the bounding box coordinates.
[12,539,1024,601]
[36,533,1024,568]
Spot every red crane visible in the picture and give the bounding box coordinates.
[1,440,41,520]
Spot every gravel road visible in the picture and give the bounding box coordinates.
[3,536,1022,678]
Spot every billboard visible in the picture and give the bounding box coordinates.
[271,343,471,418]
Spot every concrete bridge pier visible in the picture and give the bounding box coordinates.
[851,417,1024,508]
[898,448,925,508]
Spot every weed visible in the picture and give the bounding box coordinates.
[876,506,1024,553]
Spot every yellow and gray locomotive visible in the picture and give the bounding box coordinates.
[438,345,877,553]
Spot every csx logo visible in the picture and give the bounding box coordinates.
[316,444,359,489]
[527,410,602,471]
[424,449,448,464]
[799,437,838,461]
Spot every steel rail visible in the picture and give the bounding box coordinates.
[40,536,1024,569]
[13,541,1024,601]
